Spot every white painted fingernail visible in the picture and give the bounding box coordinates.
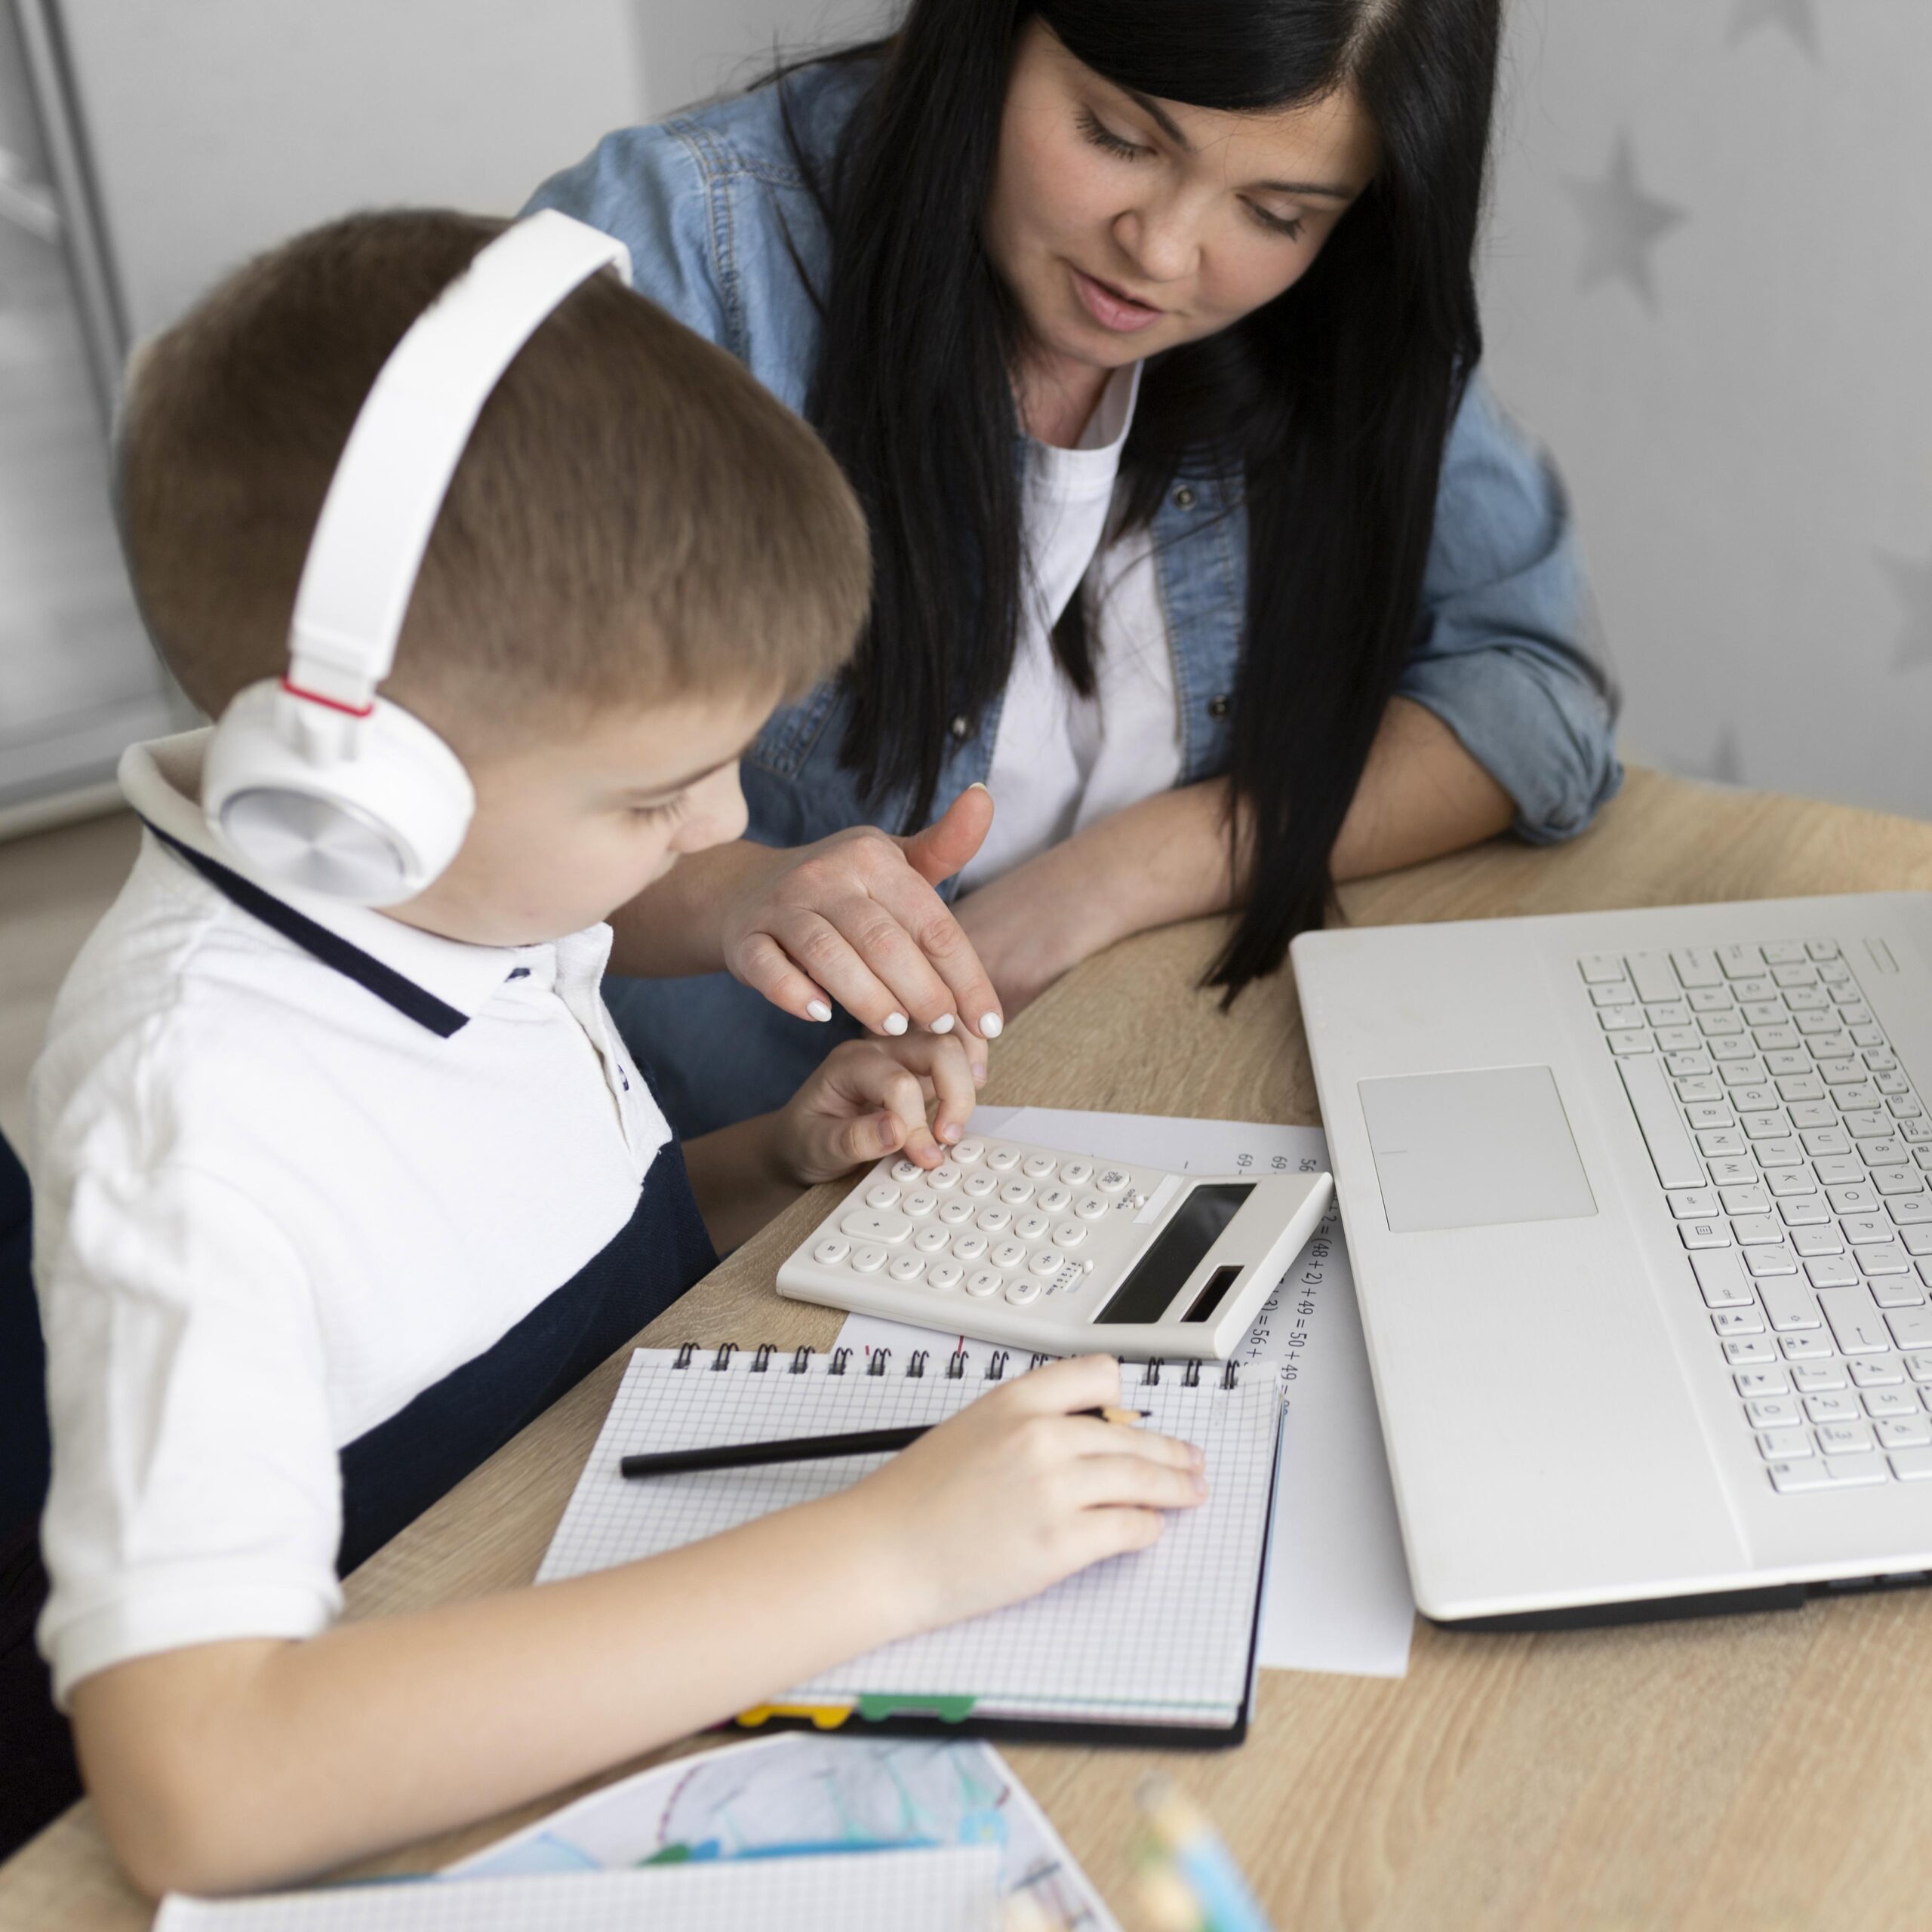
[980,1012,1003,1039]
[931,1013,955,1034]
[806,999,832,1023]
[884,1012,909,1036]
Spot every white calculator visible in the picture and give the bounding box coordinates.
[776,1134,1334,1359]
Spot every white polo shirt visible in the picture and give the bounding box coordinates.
[29,731,671,1703]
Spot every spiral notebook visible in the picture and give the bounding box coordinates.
[538,1344,1287,1744]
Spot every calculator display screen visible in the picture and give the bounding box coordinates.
[1093,1184,1254,1325]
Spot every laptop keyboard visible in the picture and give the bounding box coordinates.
[1582,940,1932,1494]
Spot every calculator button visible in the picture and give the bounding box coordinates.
[952,1233,989,1262]
[1075,1194,1109,1220]
[963,1173,999,1198]
[864,1183,901,1209]
[1014,1213,1051,1241]
[998,1180,1035,1206]
[927,1163,962,1191]
[811,1237,851,1266]
[1004,1278,1042,1306]
[939,1199,974,1226]
[1052,1221,1087,1247]
[852,1245,888,1273]
[1096,1167,1132,1194]
[986,1145,1023,1171]
[914,1226,949,1254]
[891,1159,923,1183]
[1038,1186,1072,1214]
[888,1255,925,1283]
[903,1192,938,1219]
[928,1262,963,1291]
[1021,1155,1057,1180]
[966,1269,1002,1297]
[975,1206,1012,1233]
[991,1241,1028,1270]
[1059,1160,1094,1186]
[841,1210,912,1245]
[952,1139,986,1166]
[1027,1247,1066,1275]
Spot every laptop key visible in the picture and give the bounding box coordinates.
[1782,1332,1835,1361]
[1825,1451,1889,1484]
[1679,1219,1732,1250]
[1804,1395,1861,1425]
[1724,1337,1779,1365]
[1690,1251,1755,1308]
[1769,1457,1834,1492]
[1793,1363,1848,1392]
[1890,1447,1932,1480]
[1760,1279,1823,1330]
[1715,1307,1766,1337]
[1887,1309,1932,1350]
[1758,1429,1812,1460]
[1819,1284,1891,1353]
[1804,1255,1861,1289]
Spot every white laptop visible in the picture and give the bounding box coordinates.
[1293,895,1932,1627]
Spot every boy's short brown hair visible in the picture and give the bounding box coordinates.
[120,209,869,746]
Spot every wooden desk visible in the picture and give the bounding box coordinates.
[11,767,1932,1931]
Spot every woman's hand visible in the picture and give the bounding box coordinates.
[951,830,1124,1018]
[847,1355,1208,1632]
[718,788,1006,1042]
[770,1032,982,1183]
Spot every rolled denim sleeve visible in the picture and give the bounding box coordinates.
[525,125,733,352]
[1396,374,1623,844]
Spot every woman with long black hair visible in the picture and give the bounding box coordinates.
[532,0,1619,1137]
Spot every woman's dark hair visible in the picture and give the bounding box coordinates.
[786,0,1499,992]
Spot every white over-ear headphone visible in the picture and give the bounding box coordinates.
[201,210,633,906]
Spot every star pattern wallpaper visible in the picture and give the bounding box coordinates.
[1481,0,1932,814]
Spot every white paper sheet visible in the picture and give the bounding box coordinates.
[834,1106,1415,1679]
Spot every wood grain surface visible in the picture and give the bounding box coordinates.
[10,768,1932,1930]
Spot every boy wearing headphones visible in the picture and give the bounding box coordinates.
[22,210,1204,1890]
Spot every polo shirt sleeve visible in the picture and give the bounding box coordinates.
[1397,372,1624,845]
[36,1161,343,1706]
[525,122,735,355]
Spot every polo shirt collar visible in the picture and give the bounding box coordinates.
[120,731,530,1030]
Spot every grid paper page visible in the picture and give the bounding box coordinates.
[154,1845,1000,1932]
[540,1350,1284,1727]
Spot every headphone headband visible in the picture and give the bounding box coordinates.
[287,210,632,713]
[200,211,632,906]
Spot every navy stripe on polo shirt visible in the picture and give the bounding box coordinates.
[29,731,713,1706]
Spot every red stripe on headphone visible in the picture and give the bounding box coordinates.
[281,676,375,718]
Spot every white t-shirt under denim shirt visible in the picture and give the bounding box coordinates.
[958,362,1185,891]
[28,733,670,1703]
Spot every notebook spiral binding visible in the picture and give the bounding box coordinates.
[669,1342,1244,1389]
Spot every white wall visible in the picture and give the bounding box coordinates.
[59,0,648,341]
[1479,0,1932,814]
[631,0,891,118]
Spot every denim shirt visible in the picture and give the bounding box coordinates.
[529,60,1624,1136]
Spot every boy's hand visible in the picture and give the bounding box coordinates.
[772,1033,980,1183]
[846,1355,1208,1629]
[717,788,1005,1046]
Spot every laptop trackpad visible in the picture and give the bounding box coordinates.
[1359,1066,1597,1232]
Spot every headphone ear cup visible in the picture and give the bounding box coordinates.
[202,681,475,906]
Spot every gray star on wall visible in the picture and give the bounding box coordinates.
[1566,134,1687,311]
[1882,552,1932,672]
[1730,0,1820,57]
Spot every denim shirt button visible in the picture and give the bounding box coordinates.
[1208,693,1230,718]
[949,714,971,739]
[1172,485,1198,510]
